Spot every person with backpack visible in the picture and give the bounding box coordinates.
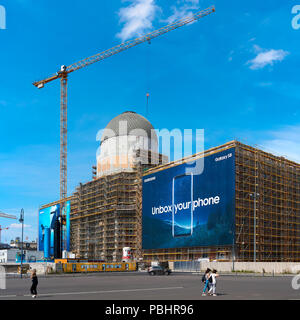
[30,269,38,298]
[201,268,211,296]
[208,269,219,296]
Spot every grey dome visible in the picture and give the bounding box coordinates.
[101,111,157,144]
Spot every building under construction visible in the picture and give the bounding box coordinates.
[142,140,300,262]
[69,111,167,262]
[39,112,300,263]
[70,170,143,261]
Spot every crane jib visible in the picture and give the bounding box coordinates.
[33,6,215,85]
[67,6,215,73]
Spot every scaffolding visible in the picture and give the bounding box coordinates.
[235,141,300,262]
[70,149,166,262]
[43,141,299,262]
[70,172,139,262]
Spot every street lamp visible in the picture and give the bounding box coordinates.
[229,230,235,271]
[250,193,259,262]
[19,209,24,278]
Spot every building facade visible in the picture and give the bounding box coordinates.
[142,141,300,262]
[39,111,300,263]
[0,249,44,263]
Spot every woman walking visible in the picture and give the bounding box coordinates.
[30,269,38,298]
[201,268,211,296]
[208,269,219,296]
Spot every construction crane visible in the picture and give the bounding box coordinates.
[33,5,215,251]
[0,226,9,243]
[0,212,17,244]
[0,212,17,219]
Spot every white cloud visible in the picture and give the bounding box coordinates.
[256,82,273,87]
[116,0,203,41]
[260,125,300,163]
[116,0,160,41]
[0,208,38,243]
[165,0,200,24]
[247,46,289,70]
[9,223,31,229]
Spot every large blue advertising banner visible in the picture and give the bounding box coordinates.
[38,204,60,257]
[142,148,235,249]
[38,201,70,257]
[62,201,71,251]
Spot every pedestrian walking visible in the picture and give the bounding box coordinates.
[30,269,38,298]
[201,268,211,296]
[208,269,219,296]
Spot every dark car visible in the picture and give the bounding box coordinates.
[148,266,171,275]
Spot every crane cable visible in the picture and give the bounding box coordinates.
[146,40,151,118]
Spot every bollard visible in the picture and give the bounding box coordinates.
[0,266,6,290]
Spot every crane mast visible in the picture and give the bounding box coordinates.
[33,5,215,253]
[0,226,9,243]
[0,212,17,244]
[60,75,68,200]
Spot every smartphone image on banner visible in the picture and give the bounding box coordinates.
[172,173,193,237]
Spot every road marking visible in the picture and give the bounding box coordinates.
[0,286,184,298]
[0,294,17,298]
[25,286,184,297]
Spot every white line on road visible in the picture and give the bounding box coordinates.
[0,286,184,298]
[0,294,17,298]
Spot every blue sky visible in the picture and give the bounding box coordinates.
[0,0,299,242]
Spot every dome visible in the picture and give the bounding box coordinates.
[101,111,157,144]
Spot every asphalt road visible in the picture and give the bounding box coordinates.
[0,272,299,300]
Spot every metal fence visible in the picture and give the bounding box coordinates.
[173,261,201,272]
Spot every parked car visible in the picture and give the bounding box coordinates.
[148,265,171,275]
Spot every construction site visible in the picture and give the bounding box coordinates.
[39,130,300,263]
[34,7,215,263]
[32,5,299,264]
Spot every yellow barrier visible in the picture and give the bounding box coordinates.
[56,262,137,273]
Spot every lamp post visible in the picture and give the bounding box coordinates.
[229,230,235,271]
[250,193,259,262]
[232,233,235,272]
[19,209,24,278]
